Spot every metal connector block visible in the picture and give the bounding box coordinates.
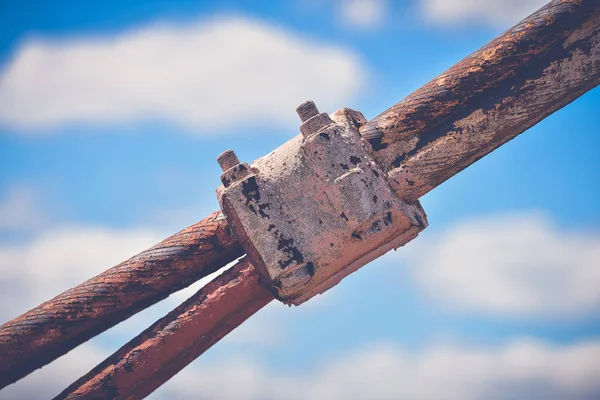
[217,103,427,305]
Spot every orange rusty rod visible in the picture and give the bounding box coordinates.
[53,257,273,400]
[361,0,600,202]
[0,211,243,389]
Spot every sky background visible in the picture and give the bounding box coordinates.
[0,0,599,399]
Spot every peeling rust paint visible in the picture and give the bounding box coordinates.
[241,176,261,204]
[0,211,243,389]
[349,155,361,165]
[276,234,305,269]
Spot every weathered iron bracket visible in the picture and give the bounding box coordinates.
[217,102,427,305]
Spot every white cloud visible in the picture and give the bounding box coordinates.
[404,213,600,317]
[153,338,600,399]
[0,16,365,133]
[338,0,387,30]
[0,186,48,232]
[6,336,598,399]
[420,0,548,27]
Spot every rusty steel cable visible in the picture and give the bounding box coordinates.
[53,257,273,400]
[361,0,600,202]
[0,211,244,389]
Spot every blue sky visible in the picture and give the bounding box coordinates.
[1,0,599,399]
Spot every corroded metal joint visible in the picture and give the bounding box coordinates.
[217,101,428,305]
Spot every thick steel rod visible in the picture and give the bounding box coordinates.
[0,211,243,389]
[53,257,273,400]
[361,0,600,202]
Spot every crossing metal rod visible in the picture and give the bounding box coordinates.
[0,211,244,389]
[361,0,600,202]
[53,257,273,400]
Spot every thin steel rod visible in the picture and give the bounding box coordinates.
[53,257,273,400]
[0,211,243,389]
[361,0,600,201]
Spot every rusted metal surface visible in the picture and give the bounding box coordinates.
[361,0,600,202]
[54,258,273,400]
[218,105,427,305]
[0,211,243,389]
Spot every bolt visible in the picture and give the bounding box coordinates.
[217,150,240,172]
[296,101,319,122]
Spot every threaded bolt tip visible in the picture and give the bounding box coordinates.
[217,150,240,171]
[296,101,319,122]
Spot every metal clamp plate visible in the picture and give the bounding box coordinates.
[217,105,427,305]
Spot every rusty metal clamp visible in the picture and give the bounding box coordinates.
[217,101,428,305]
